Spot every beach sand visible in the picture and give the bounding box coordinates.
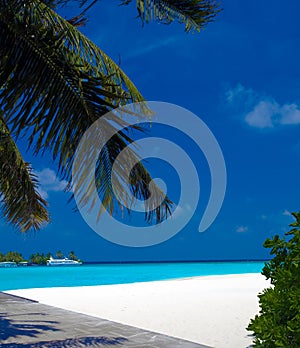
[6,273,270,348]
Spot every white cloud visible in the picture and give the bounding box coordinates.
[282,209,291,216]
[226,84,300,128]
[245,100,278,128]
[35,168,68,199]
[279,103,300,125]
[236,225,248,233]
[225,84,244,103]
[225,83,257,106]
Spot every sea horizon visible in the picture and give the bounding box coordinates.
[83,258,271,264]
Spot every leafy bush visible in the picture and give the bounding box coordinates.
[247,212,300,347]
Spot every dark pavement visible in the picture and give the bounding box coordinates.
[0,292,213,348]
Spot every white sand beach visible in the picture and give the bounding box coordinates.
[6,273,270,348]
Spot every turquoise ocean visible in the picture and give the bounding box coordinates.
[0,261,267,291]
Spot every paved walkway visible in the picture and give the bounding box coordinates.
[0,292,212,348]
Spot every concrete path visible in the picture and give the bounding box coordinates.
[0,292,212,348]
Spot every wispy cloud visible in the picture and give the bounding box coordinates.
[236,225,248,233]
[126,36,178,59]
[226,83,300,128]
[260,214,267,220]
[35,168,67,199]
[282,209,291,216]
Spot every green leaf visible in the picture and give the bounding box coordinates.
[0,111,49,231]
[0,0,171,226]
[122,0,221,32]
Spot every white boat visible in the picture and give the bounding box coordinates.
[18,261,28,266]
[46,257,82,266]
[0,261,17,268]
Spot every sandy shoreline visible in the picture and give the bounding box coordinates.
[6,273,270,348]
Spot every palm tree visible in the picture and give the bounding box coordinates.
[30,252,50,264]
[0,0,220,232]
[4,251,24,263]
[69,251,77,260]
[56,250,64,259]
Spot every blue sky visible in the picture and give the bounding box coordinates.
[1,0,300,261]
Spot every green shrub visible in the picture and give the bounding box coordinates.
[247,212,300,347]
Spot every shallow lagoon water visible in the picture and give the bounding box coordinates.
[0,261,266,291]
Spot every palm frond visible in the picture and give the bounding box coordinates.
[0,0,143,176]
[0,0,171,224]
[58,0,221,32]
[0,111,49,231]
[122,0,221,32]
[71,114,172,223]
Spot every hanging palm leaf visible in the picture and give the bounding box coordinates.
[0,111,49,231]
[0,0,171,229]
[123,0,221,32]
[0,0,220,231]
[65,0,221,32]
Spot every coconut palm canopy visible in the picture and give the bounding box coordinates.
[0,0,220,232]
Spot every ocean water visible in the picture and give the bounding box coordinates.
[0,261,266,291]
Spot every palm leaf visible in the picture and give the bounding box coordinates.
[62,0,221,32]
[0,111,49,231]
[71,114,172,223]
[129,0,221,32]
[0,0,171,225]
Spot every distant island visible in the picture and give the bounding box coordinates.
[0,250,82,265]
